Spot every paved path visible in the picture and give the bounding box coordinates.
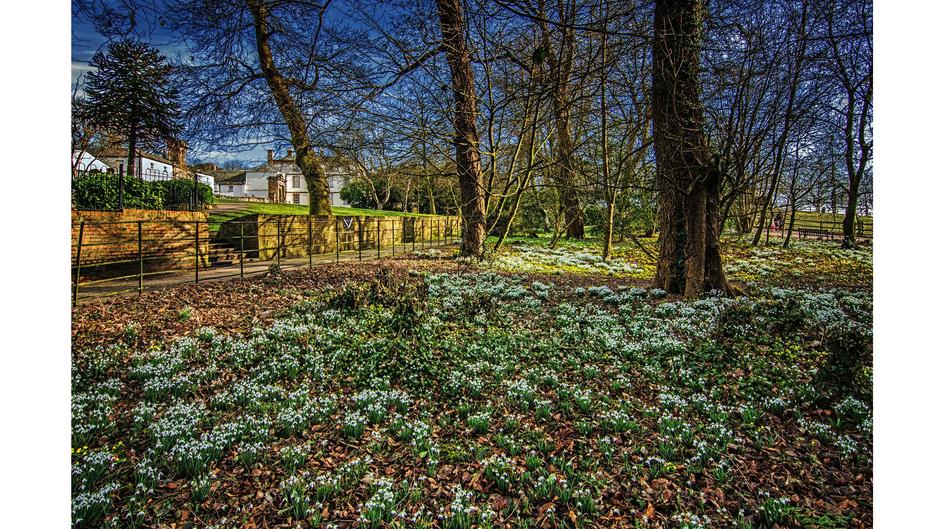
[74,239,457,304]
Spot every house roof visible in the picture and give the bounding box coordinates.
[97,147,176,165]
[214,171,247,185]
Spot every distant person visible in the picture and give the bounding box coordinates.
[772,212,784,234]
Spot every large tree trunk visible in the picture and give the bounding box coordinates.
[652,0,728,297]
[552,98,585,239]
[126,126,137,177]
[247,0,331,216]
[436,0,486,257]
[538,3,584,240]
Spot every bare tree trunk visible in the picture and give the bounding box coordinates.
[538,2,584,240]
[426,176,437,215]
[436,0,486,257]
[247,0,331,216]
[126,126,137,177]
[652,0,728,297]
[493,91,543,254]
[599,21,614,260]
[751,3,808,246]
[784,200,798,247]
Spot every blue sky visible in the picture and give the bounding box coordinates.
[71,2,272,165]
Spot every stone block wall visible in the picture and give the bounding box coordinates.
[72,209,210,278]
[217,214,460,260]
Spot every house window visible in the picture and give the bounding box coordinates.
[293,193,300,204]
[292,175,301,188]
[227,185,233,192]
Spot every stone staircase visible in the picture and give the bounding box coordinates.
[207,239,245,266]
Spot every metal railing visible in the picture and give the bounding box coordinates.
[762,214,873,242]
[72,216,461,305]
[72,163,209,212]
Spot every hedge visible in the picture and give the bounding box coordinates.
[72,172,214,211]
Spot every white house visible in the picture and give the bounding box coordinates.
[97,148,178,182]
[72,151,110,174]
[213,171,248,198]
[194,171,215,191]
[88,141,219,192]
[238,149,352,206]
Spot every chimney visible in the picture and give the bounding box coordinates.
[267,149,274,164]
[167,139,188,167]
[286,149,294,158]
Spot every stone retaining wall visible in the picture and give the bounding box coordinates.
[216,214,460,260]
[72,209,210,278]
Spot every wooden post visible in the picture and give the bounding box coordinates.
[137,220,143,295]
[239,220,245,278]
[73,221,85,306]
[194,221,200,283]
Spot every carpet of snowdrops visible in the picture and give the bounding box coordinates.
[471,238,872,288]
[72,240,873,528]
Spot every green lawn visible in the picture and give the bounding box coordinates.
[792,211,873,232]
[209,198,435,231]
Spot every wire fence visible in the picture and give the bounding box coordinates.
[72,215,461,305]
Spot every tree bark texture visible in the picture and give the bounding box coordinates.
[126,126,138,178]
[539,3,584,239]
[436,0,487,257]
[247,0,332,215]
[652,0,728,296]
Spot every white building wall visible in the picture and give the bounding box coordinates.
[195,173,215,190]
[137,156,174,181]
[72,151,110,173]
[215,184,247,198]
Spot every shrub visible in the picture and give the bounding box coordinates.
[71,171,213,210]
[815,321,872,396]
[152,179,214,209]
[72,172,164,210]
[714,301,757,342]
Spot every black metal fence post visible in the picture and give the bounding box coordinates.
[192,171,198,211]
[138,220,143,295]
[194,221,200,283]
[73,221,85,306]
[335,218,341,263]
[391,221,396,256]
[239,221,245,278]
[276,217,282,266]
[377,220,381,259]
[118,164,125,211]
[412,219,416,253]
[358,219,363,261]
[308,217,313,268]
